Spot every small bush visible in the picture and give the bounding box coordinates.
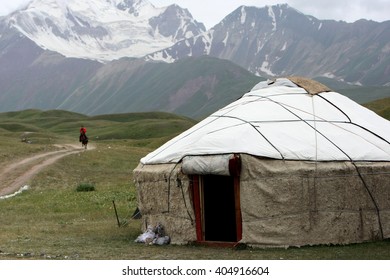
[76,183,96,192]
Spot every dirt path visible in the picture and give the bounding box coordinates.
[0,143,94,197]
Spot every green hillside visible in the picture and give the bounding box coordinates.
[364,97,390,120]
[0,109,196,149]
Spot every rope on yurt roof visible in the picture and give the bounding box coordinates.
[318,94,390,147]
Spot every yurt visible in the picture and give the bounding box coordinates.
[133,77,390,247]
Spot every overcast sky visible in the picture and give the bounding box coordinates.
[0,0,389,29]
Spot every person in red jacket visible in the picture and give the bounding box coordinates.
[79,125,87,145]
[80,125,87,135]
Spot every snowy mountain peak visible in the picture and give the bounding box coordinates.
[6,0,205,61]
[116,0,153,13]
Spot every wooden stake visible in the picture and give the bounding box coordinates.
[112,200,121,227]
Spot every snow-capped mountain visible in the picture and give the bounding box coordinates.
[147,4,390,86]
[6,0,205,61]
[3,1,389,85]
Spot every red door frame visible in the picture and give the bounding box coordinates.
[191,174,242,245]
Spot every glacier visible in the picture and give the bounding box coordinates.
[6,0,205,61]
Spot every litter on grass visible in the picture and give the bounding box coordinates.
[135,223,170,245]
[0,185,30,200]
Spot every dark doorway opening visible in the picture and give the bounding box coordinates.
[202,175,237,242]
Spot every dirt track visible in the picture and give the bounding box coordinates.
[0,144,93,197]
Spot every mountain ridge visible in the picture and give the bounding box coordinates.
[146,4,390,86]
[0,0,389,118]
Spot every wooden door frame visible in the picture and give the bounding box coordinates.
[191,174,242,244]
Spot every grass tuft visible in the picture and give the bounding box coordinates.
[76,183,96,192]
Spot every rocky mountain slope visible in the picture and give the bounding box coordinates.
[147,4,390,86]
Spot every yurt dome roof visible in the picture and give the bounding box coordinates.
[141,77,390,164]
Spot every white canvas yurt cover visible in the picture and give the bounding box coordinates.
[134,77,390,247]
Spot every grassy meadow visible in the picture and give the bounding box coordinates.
[0,109,390,260]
